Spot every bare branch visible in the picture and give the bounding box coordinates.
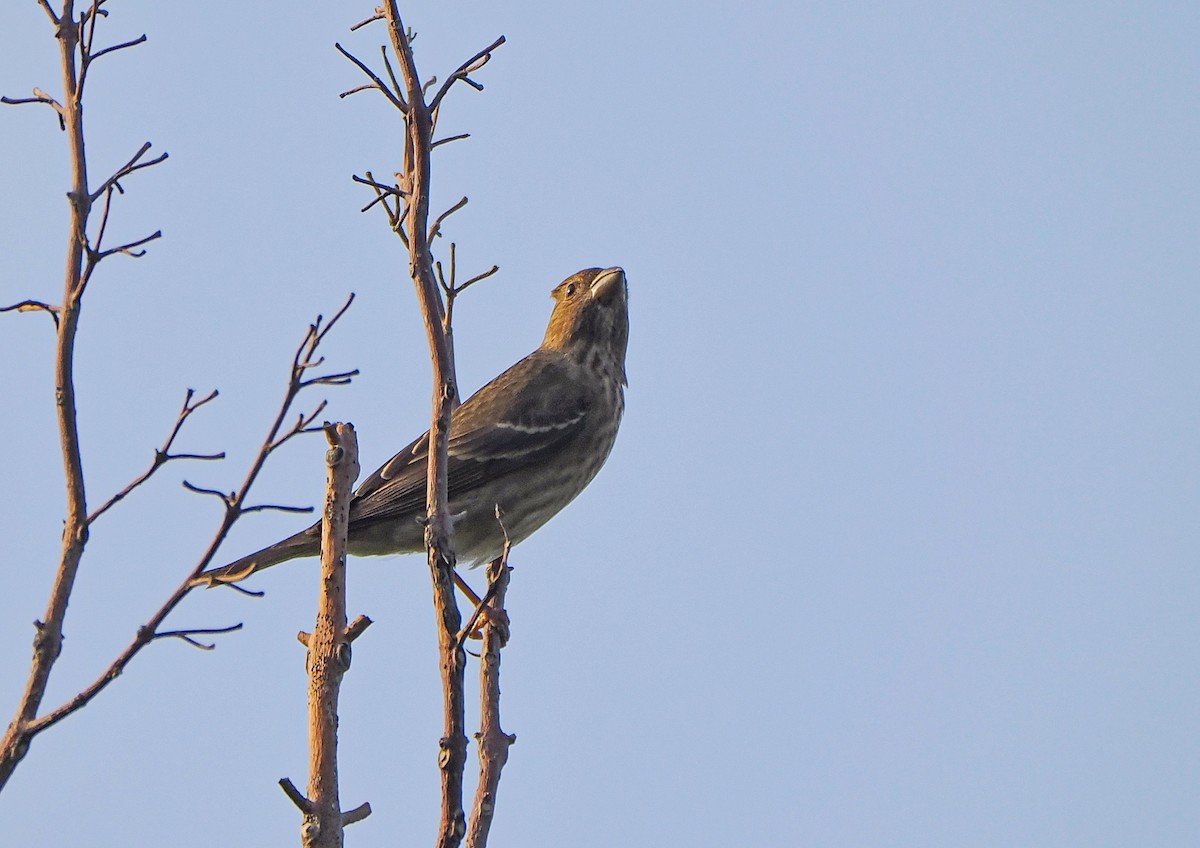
[342,803,373,826]
[0,300,61,328]
[14,299,356,746]
[428,35,506,113]
[299,368,359,389]
[375,4,476,842]
[335,42,406,112]
[432,132,470,149]
[302,422,362,847]
[465,560,514,848]
[348,11,384,32]
[353,172,406,198]
[36,0,58,24]
[2,87,66,129]
[89,388,223,523]
[345,615,373,642]
[381,45,403,108]
[89,33,147,63]
[456,264,500,296]
[152,623,244,651]
[241,502,315,515]
[96,229,162,259]
[90,141,168,202]
[181,480,234,503]
[429,196,468,243]
[279,777,312,814]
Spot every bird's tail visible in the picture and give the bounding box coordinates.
[189,526,320,588]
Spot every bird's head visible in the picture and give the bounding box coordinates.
[542,267,629,385]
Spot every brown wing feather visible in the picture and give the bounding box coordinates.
[347,351,589,527]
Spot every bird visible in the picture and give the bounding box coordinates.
[191,266,629,588]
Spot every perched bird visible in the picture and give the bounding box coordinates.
[191,266,629,588]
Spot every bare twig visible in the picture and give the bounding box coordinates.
[1,87,67,129]
[181,480,234,503]
[241,502,315,515]
[428,35,506,113]
[342,803,373,826]
[428,196,468,243]
[95,229,162,259]
[88,33,146,63]
[89,140,168,202]
[0,299,62,328]
[437,244,499,335]
[431,132,470,149]
[88,388,223,523]
[279,777,312,813]
[335,42,406,112]
[349,11,384,32]
[153,623,244,651]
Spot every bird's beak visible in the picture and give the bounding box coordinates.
[590,267,626,301]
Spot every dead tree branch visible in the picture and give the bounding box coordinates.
[279,423,371,847]
[340,5,504,844]
[466,528,515,848]
[88,388,223,523]
[1,284,355,787]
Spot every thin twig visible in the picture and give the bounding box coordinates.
[241,502,315,515]
[95,229,162,259]
[88,33,147,63]
[0,300,61,328]
[181,480,233,503]
[428,196,468,242]
[89,388,223,523]
[153,623,244,651]
[335,42,406,112]
[428,35,506,113]
[348,11,384,32]
[1,88,67,129]
[431,132,470,149]
[89,141,168,202]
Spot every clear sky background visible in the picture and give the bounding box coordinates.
[2,2,1198,846]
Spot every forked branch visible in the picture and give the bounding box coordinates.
[340,5,505,845]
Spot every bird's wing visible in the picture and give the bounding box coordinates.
[348,351,590,525]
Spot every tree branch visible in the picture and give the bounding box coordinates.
[0,299,62,328]
[0,0,96,792]
[285,422,369,847]
[2,288,355,779]
[88,388,222,523]
[343,7,506,843]
[377,5,469,842]
[466,546,515,848]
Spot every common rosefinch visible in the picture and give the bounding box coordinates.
[191,266,628,587]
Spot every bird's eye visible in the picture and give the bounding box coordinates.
[565,283,577,297]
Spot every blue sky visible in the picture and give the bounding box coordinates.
[2,2,1198,846]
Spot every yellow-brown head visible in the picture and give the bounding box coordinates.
[541,266,630,386]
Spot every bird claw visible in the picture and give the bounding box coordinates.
[462,602,509,646]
